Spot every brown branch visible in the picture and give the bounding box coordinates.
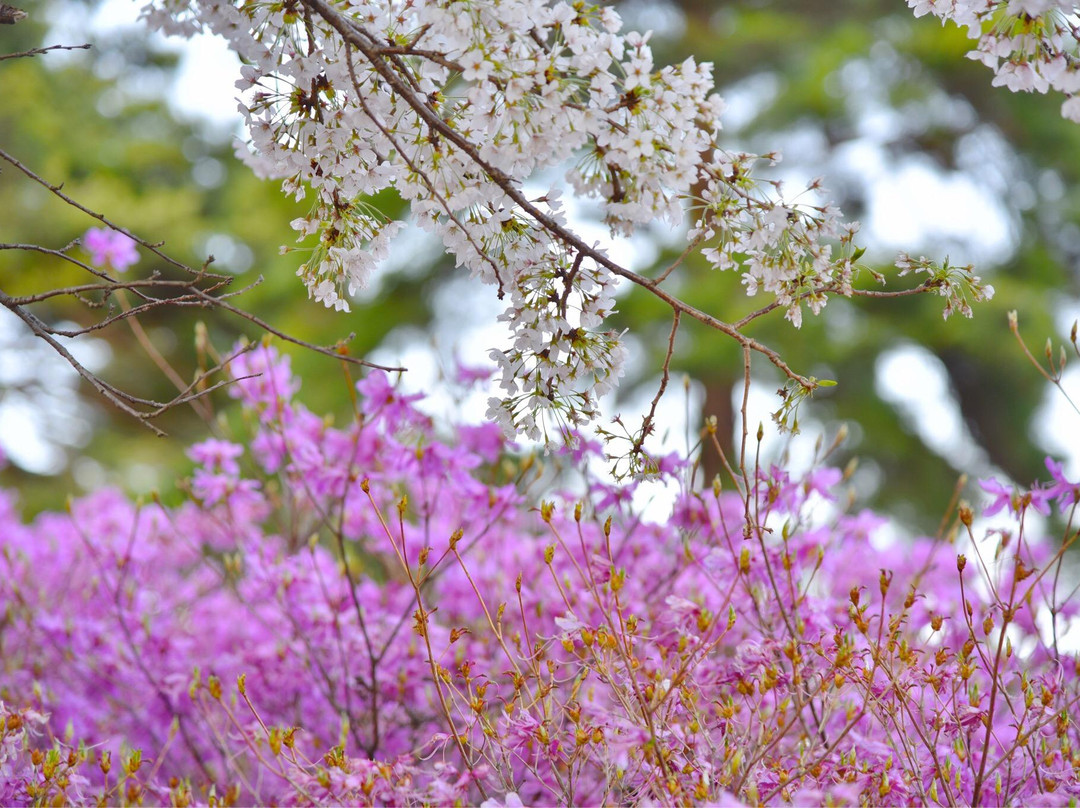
[0,146,213,277]
[0,43,91,61]
[116,289,216,424]
[1,203,403,435]
[632,309,680,458]
[732,281,931,331]
[1,288,168,435]
[342,43,508,298]
[187,284,404,371]
[0,276,229,307]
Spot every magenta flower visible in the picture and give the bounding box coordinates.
[1028,483,1055,515]
[454,359,495,385]
[980,476,1055,516]
[228,343,300,414]
[83,227,139,272]
[187,438,244,475]
[355,369,426,430]
[1,347,1077,805]
[1045,457,1080,510]
[979,477,1015,516]
[804,466,843,500]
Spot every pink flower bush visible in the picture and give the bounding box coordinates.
[0,345,1077,805]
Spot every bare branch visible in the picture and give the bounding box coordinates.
[0,146,213,277]
[0,43,91,61]
[0,148,406,433]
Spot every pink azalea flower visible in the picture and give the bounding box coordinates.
[980,472,1056,517]
[454,359,495,385]
[1045,456,1080,509]
[187,438,244,475]
[979,477,1014,516]
[83,227,139,272]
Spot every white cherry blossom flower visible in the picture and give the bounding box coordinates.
[140,0,1000,448]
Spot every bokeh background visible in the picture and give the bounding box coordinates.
[2,0,1079,530]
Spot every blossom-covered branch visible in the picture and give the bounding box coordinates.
[910,0,1080,121]
[140,0,994,447]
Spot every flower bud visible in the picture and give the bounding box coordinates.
[879,569,892,596]
[541,501,555,523]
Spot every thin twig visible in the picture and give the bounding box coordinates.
[0,43,91,62]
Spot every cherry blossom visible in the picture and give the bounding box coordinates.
[138,0,991,446]
[907,0,1080,122]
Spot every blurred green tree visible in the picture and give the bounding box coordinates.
[609,0,1075,526]
[2,0,1076,531]
[0,3,440,510]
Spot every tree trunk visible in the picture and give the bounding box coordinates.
[700,376,736,487]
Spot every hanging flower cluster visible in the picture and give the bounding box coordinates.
[135,0,994,443]
[909,0,1080,121]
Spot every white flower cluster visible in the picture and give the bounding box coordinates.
[139,0,870,439]
[485,243,627,441]
[692,161,861,328]
[909,0,1080,122]
[895,253,996,319]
